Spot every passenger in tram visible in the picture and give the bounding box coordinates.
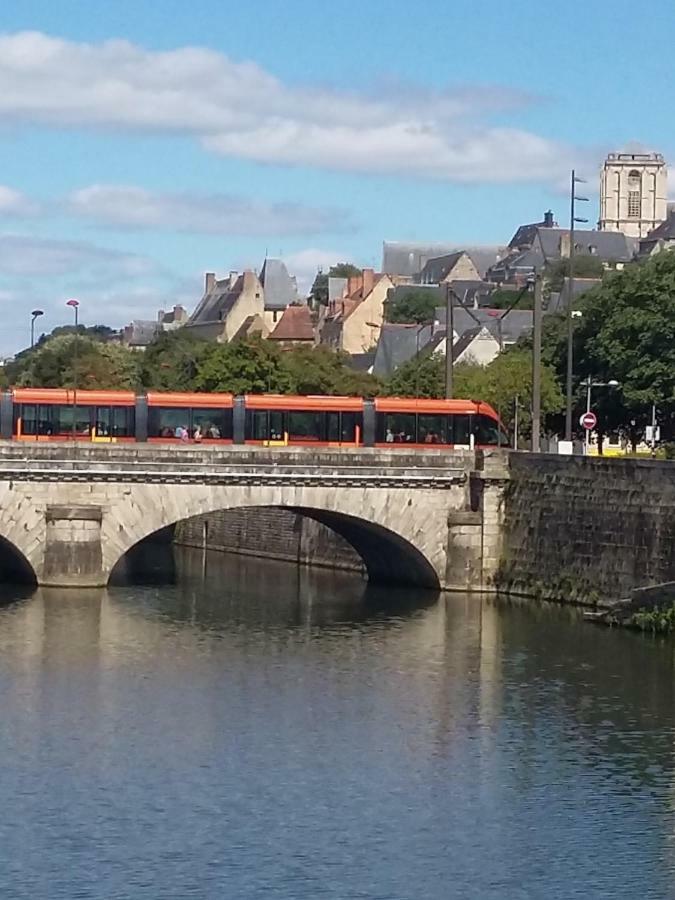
[385,428,394,443]
[193,425,202,442]
[207,424,220,439]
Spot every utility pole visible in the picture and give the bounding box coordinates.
[444,283,454,399]
[531,273,543,452]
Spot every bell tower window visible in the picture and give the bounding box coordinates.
[627,169,641,218]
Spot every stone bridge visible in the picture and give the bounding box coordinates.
[0,443,508,591]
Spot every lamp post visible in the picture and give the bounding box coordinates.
[66,299,80,443]
[565,170,589,441]
[581,376,619,454]
[30,309,44,349]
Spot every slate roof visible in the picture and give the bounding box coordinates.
[372,323,434,377]
[260,258,298,309]
[639,210,675,254]
[434,306,533,345]
[268,305,314,342]
[188,274,244,325]
[348,351,376,372]
[537,228,636,263]
[418,251,466,283]
[452,327,482,358]
[547,278,602,314]
[382,242,501,278]
[125,320,159,347]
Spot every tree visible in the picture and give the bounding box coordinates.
[310,263,362,306]
[540,251,675,434]
[386,288,438,324]
[8,334,141,389]
[386,348,564,434]
[280,345,379,396]
[193,337,294,394]
[140,330,212,391]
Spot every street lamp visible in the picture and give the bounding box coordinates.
[30,309,44,349]
[581,376,619,454]
[66,299,80,443]
[565,170,590,442]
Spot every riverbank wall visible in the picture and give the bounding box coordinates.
[497,455,675,605]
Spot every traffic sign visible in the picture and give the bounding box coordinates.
[580,411,597,430]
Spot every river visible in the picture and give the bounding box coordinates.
[0,548,674,899]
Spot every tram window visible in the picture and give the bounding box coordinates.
[379,413,417,443]
[20,404,38,435]
[451,414,471,446]
[192,408,232,440]
[340,412,361,442]
[476,414,501,446]
[54,405,91,436]
[418,414,448,445]
[246,410,284,440]
[95,406,135,438]
[148,407,189,437]
[287,411,322,441]
[327,412,340,441]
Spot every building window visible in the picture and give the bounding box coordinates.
[628,191,641,218]
[628,170,641,218]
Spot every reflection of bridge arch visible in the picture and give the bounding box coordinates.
[113,504,441,589]
[0,534,37,584]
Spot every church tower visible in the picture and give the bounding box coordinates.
[599,152,668,238]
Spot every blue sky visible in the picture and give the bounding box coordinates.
[0,0,673,353]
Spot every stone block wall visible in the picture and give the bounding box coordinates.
[174,508,366,575]
[498,454,675,603]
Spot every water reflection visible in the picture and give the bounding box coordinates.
[0,551,674,898]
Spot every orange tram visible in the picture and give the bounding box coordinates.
[0,388,507,449]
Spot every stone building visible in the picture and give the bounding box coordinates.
[418,251,482,285]
[185,270,266,342]
[319,269,394,354]
[599,151,668,239]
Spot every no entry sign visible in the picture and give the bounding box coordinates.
[580,411,597,430]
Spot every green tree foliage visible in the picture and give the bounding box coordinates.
[140,330,212,391]
[7,335,141,390]
[310,263,362,306]
[488,287,533,310]
[193,337,379,396]
[544,256,605,292]
[194,338,294,394]
[386,348,563,433]
[541,251,675,431]
[386,288,438,324]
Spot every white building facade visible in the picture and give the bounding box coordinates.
[599,152,668,239]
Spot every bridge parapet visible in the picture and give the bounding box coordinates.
[0,443,511,591]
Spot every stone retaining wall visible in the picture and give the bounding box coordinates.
[497,454,675,603]
[174,508,366,575]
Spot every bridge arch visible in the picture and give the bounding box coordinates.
[104,487,446,591]
[0,534,38,585]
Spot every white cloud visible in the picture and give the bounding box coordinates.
[0,30,582,184]
[68,184,349,235]
[0,233,159,277]
[0,185,38,216]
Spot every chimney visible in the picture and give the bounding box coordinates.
[157,309,165,323]
[347,275,360,296]
[362,268,375,297]
[205,272,216,294]
[543,210,554,228]
[229,270,239,288]
[559,231,571,258]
